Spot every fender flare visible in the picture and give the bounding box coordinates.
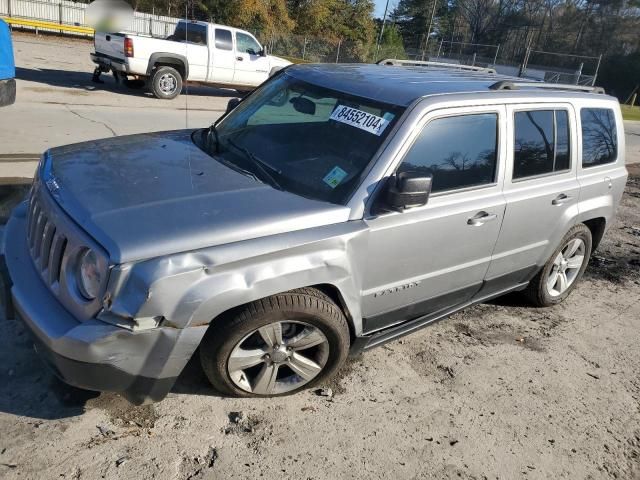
[146,53,189,80]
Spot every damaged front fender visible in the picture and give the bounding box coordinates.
[103,220,369,339]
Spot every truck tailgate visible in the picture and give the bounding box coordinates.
[94,32,125,59]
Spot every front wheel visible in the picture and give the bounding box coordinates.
[524,224,593,307]
[200,289,350,397]
[150,66,182,99]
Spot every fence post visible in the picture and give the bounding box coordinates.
[471,52,476,66]
[149,17,153,36]
[7,0,11,17]
[519,46,531,77]
[436,38,443,58]
[493,44,500,67]
[59,1,63,34]
[302,37,307,60]
[336,40,341,63]
[592,54,602,86]
[575,62,583,85]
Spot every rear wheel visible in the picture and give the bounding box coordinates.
[524,224,592,306]
[200,289,350,397]
[150,66,182,99]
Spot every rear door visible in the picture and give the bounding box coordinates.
[361,105,507,332]
[232,32,270,86]
[208,27,235,83]
[484,103,580,293]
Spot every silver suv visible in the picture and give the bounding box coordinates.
[4,61,627,404]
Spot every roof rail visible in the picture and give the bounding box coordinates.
[489,80,605,94]
[377,59,496,74]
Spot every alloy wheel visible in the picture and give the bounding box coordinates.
[158,73,177,94]
[227,320,330,395]
[546,238,586,297]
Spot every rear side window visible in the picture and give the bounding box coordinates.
[581,108,618,167]
[398,113,498,193]
[215,29,233,51]
[172,23,207,46]
[513,110,571,179]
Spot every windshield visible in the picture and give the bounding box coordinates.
[193,72,405,205]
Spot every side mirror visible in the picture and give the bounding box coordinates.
[247,48,256,56]
[385,171,432,210]
[226,97,241,114]
[259,49,266,57]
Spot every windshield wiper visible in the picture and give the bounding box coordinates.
[226,138,283,190]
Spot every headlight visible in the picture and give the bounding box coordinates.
[77,249,102,300]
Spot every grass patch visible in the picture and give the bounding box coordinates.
[621,105,640,121]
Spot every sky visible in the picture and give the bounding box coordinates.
[374,0,396,19]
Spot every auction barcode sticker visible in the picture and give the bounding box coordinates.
[329,105,391,136]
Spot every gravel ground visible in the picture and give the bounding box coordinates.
[0,169,638,480]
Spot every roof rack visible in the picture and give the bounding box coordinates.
[489,80,605,94]
[377,59,496,74]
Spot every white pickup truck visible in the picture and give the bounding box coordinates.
[90,20,291,99]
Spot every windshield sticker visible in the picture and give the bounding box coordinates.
[323,166,348,189]
[330,105,391,136]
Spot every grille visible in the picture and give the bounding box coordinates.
[26,192,67,286]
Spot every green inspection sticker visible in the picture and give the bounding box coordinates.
[323,166,348,189]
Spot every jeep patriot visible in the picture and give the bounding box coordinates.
[4,61,627,403]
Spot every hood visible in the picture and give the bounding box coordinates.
[268,55,292,68]
[44,130,350,263]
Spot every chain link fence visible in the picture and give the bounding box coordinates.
[1,0,604,83]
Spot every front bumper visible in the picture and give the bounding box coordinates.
[4,203,205,404]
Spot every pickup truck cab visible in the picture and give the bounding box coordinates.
[91,19,290,99]
[4,62,627,403]
[0,18,16,107]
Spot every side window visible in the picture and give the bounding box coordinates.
[513,110,571,179]
[171,23,207,46]
[398,113,498,193]
[236,32,262,55]
[581,108,618,167]
[215,29,233,51]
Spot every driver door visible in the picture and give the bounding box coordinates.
[361,106,507,333]
[233,32,270,87]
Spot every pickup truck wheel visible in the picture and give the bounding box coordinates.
[200,288,350,397]
[524,224,592,307]
[150,66,182,99]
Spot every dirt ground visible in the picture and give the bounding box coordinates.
[1,31,639,479]
[0,166,637,479]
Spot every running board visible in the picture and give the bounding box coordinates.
[352,282,529,353]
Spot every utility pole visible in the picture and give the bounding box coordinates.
[421,0,438,60]
[375,0,391,60]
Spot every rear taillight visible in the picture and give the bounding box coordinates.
[124,38,134,58]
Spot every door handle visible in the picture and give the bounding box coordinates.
[236,56,244,61]
[604,176,613,189]
[551,193,572,206]
[467,211,498,226]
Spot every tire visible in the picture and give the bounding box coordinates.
[150,66,182,99]
[524,224,593,307]
[200,288,350,397]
